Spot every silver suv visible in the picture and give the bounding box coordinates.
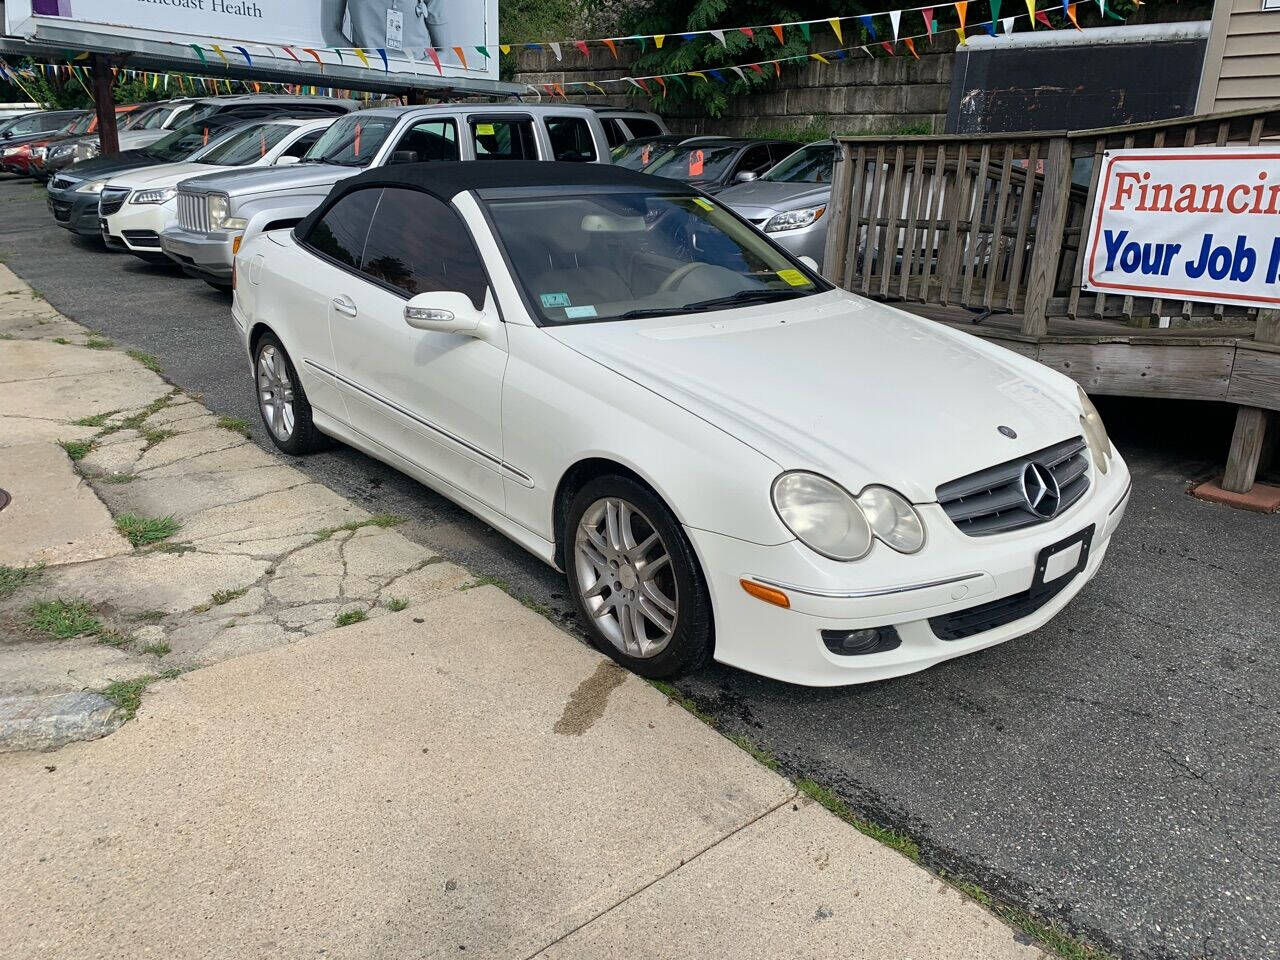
[160,103,612,287]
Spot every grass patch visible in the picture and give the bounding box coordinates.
[100,670,182,721]
[97,630,131,649]
[84,335,112,350]
[71,409,118,427]
[335,608,368,627]
[795,777,921,862]
[727,732,780,771]
[59,438,93,461]
[945,876,1118,960]
[215,415,251,437]
[98,393,177,439]
[125,350,162,373]
[210,586,248,606]
[132,610,166,623]
[26,598,101,639]
[115,513,181,548]
[0,333,12,340]
[0,563,44,600]
[647,679,717,727]
[141,640,171,656]
[314,513,404,541]
[99,472,134,484]
[139,426,174,448]
[51,336,69,345]
[385,596,409,612]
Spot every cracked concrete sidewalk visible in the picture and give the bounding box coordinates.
[0,266,1046,958]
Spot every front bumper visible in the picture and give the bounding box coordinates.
[690,454,1131,686]
[159,224,235,282]
[47,188,104,237]
[104,200,173,256]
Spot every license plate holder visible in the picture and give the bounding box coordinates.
[1031,524,1095,598]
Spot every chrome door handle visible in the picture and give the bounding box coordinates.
[332,296,357,318]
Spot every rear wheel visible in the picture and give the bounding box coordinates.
[565,476,713,679]
[253,333,326,455]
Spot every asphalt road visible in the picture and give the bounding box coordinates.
[3,176,1277,960]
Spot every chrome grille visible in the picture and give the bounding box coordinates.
[936,437,1090,537]
[176,191,209,232]
[50,175,74,191]
[98,187,130,217]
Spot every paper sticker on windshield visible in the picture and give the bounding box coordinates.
[476,123,496,136]
[688,149,704,177]
[777,269,809,287]
[691,197,713,211]
[540,292,571,308]
[564,305,598,319]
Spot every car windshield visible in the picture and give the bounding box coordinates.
[643,144,739,183]
[762,143,837,184]
[610,137,680,171]
[487,191,824,325]
[143,118,239,162]
[194,123,293,165]
[119,109,150,130]
[130,106,171,130]
[301,114,395,167]
[66,113,95,136]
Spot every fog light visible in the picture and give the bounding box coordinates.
[821,626,901,656]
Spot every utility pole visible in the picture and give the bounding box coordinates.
[89,52,119,157]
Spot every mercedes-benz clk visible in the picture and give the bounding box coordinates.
[231,161,1130,687]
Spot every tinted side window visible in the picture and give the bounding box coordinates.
[359,188,488,308]
[737,145,775,177]
[768,142,793,165]
[601,118,627,148]
[546,116,596,162]
[303,188,381,268]
[281,130,323,159]
[624,117,663,139]
[390,119,458,163]
[470,118,537,160]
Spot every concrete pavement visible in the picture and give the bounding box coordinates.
[0,261,1046,958]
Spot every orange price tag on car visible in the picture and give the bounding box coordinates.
[641,145,651,166]
[354,122,362,157]
[688,149,704,177]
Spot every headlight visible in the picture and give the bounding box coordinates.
[763,205,826,233]
[131,187,175,205]
[772,472,873,561]
[855,486,926,554]
[75,141,100,160]
[207,194,230,229]
[32,147,47,160]
[1078,386,1113,475]
[49,143,71,160]
[76,180,107,194]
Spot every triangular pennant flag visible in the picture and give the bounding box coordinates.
[655,34,665,48]
[635,35,647,52]
[739,27,754,38]
[771,24,784,43]
[773,60,781,76]
[211,43,229,64]
[881,40,896,56]
[332,47,345,62]
[858,15,877,40]
[1066,3,1081,28]
[710,29,726,46]
[549,41,561,60]
[799,22,811,41]
[730,65,746,81]
[655,76,667,96]
[452,46,467,68]
[603,38,618,59]
[190,44,207,64]
[1035,10,1052,26]
[829,18,843,42]
[1025,0,1036,26]
[709,68,726,82]
[353,47,370,66]
[889,10,902,40]
[955,26,967,44]
[574,40,589,58]
[688,70,707,81]
[282,45,301,63]
[749,62,764,73]
[554,82,566,98]
[635,77,650,92]
[499,44,510,54]
[476,46,490,58]
[542,83,553,98]
[588,81,605,94]
[234,45,252,66]
[1001,16,1016,31]
[425,47,442,74]
[922,7,935,34]
[987,18,997,34]
[990,0,1002,25]
[955,2,968,31]
[376,48,389,70]
[810,52,830,63]
[904,36,920,58]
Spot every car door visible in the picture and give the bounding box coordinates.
[327,186,508,511]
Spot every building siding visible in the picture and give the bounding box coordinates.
[1198,0,1280,111]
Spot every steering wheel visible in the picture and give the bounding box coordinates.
[658,261,712,293]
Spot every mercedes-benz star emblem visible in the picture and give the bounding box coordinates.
[1019,462,1061,519]
[998,425,1018,439]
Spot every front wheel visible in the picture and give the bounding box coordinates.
[565,476,713,679]
[253,333,326,455]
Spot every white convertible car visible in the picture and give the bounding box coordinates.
[231,162,1130,686]
[97,117,336,260]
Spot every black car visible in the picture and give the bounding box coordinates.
[47,98,358,238]
[639,137,796,195]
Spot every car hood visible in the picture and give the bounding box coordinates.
[176,162,352,196]
[106,161,227,189]
[58,150,162,181]
[718,180,832,218]
[546,291,1082,502]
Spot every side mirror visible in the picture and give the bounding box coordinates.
[733,170,758,183]
[390,149,418,165]
[403,291,485,336]
[797,255,819,272]
[274,155,300,165]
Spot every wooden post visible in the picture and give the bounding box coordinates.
[1222,307,1280,493]
[89,53,119,157]
[821,141,854,285]
[1020,136,1071,337]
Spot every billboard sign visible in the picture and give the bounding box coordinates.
[4,0,498,81]
[1081,147,1280,309]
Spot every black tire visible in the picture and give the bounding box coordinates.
[564,475,714,679]
[252,332,327,455]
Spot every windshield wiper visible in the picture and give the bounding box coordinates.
[616,288,807,321]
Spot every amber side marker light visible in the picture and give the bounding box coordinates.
[740,578,790,609]
[231,235,242,255]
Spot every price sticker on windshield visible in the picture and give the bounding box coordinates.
[688,149,704,177]
[691,197,713,212]
[777,269,809,286]
[476,123,496,136]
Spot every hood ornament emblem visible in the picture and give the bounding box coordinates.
[998,425,1017,439]
[1020,462,1062,519]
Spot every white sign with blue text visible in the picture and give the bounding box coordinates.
[1081,147,1280,309]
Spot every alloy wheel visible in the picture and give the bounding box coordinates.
[573,496,679,659]
[256,344,295,442]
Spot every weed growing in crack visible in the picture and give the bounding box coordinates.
[71,410,118,427]
[647,679,717,727]
[0,563,44,600]
[335,608,368,627]
[51,336,70,345]
[59,439,92,461]
[116,513,181,548]
[98,393,177,439]
[141,641,171,657]
[795,777,921,862]
[139,426,174,449]
[215,415,251,437]
[132,610,166,623]
[210,587,248,606]
[314,514,404,541]
[100,670,182,721]
[125,350,162,373]
[84,335,112,350]
[99,472,134,484]
[26,599,101,639]
[943,875,1119,960]
[726,733,781,771]
[385,597,409,612]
